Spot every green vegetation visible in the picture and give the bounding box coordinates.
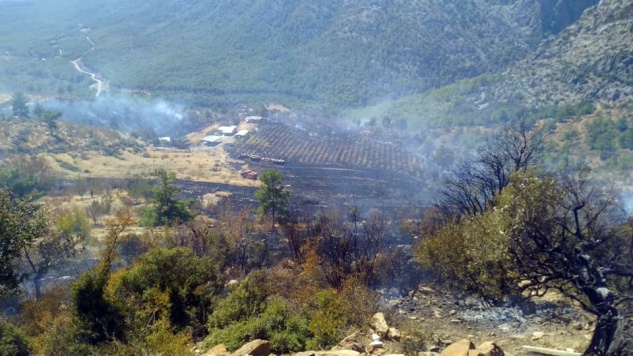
[11,92,29,118]
[255,169,290,229]
[416,123,633,353]
[140,169,195,226]
[0,189,48,296]
[0,0,538,108]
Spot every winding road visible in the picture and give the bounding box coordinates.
[70,34,107,97]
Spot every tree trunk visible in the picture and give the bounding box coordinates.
[606,317,633,355]
[33,276,42,301]
[585,310,625,355]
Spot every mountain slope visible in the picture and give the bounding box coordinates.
[369,0,632,129]
[0,0,596,108]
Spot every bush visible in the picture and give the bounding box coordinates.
[108,248,223,338]
[0,320,29,356]
[205,271,311,354]
[56,205,91,241]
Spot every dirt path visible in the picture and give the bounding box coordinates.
[71,57,107,97]
[69,32,107,97]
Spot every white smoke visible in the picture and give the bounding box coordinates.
[42,95,188,137]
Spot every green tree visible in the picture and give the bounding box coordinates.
[11,92,29,118]
[255,169,290,229]
[0,189,48,296]
[417,169,633,355]
[141,169,194,226]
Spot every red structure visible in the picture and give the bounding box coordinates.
[240,170,259,180]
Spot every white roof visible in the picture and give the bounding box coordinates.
[217,126,237,135]
[202,135,222,143]
[159,136,171,142]
[244,116,262,122]
[235,130,249,137]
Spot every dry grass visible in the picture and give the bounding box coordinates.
[51,147,258,187]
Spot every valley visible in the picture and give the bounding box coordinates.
[0,0,632,355]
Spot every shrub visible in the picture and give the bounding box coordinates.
[0,320,29,356]
[56,205,91,241]
[108,248,223,338]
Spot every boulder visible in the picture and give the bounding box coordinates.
[440,340,475,356]
[387,327,401,341]
[233,339,271,356]
[467,342,504,356]
[372,312,390,335]
[204,344,230,356]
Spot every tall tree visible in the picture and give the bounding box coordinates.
[11,92,29,118]
[438,123,542,219]
[255,169,290,230]
[418,168,633,354]
[0,189,48,296]
[142,169,194,226]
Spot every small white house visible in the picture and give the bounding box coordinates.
[217,126,237,135]
[202,135,222,146]
[235,130,249,137]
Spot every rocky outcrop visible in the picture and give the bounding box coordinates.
[372,313,390,336]
[496,0,633,107]
[509,0,599,34]
[440,340,504,356]
[440,340,476,356]
[232,339,271,356]
[203,344,230,356]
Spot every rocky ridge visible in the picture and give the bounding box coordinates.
[495,0,633,107]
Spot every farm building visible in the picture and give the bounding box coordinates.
[240,170,258,180]
[235,129,249,137]
[217,126,237,135]
[201,135,222,146]
[244,116,262,123]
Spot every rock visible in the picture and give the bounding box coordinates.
[293,352,316,356]
[387,299,400,308]
[418,286,437,295]
[227,279,239,287]
[388,327,401,341]
[531,331,545,340]
[324,351,361,356]
[372,312,390,335]
[338,341,365,353]
[232,339,271,356]
[371,349,387,356]
[468,341,504,356]
[440,340,475,356]
[204,344,230,356]
[369,340,384,349]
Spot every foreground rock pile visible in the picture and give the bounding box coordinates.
[201,311,504,356]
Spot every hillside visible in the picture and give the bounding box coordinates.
[0,0,598,108]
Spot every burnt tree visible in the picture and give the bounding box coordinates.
[439,123,542,219]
